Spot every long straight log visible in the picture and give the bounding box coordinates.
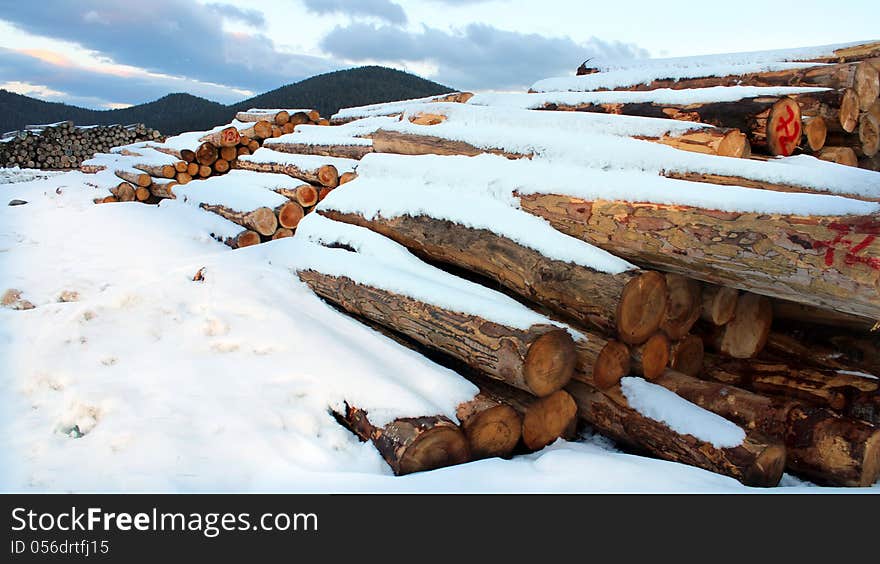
[342,404,470,475]
[653,369,880,486]
[236,158,340,187]
[114,169,151,187]
[565,380,786,487]
[600,61,880,111]
[320,209,669,345]
[297,271,576,397]
[516,193,880,320]
[263,141,374,160]
[132,162,176,179]
[371,126,749,159]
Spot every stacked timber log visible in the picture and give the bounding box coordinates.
[1,121,161,170]
[73,44,880,487]
[518,40,880,166]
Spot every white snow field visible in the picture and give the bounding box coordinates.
[1,168,872,493]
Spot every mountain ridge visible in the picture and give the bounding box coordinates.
[0,66,456,135]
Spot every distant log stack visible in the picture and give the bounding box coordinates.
[1,122,162,170]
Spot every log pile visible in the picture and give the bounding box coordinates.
[516,42,880,166]
[1,121,162,170]
[65,44,880,487]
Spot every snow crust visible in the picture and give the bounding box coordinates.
[352,152,880,217]
[239,148,359,173]
[319,165,634,274]
[469,86,830,109]
[332,93,463,121]
[175,170,291,211]
[620,377,746,448]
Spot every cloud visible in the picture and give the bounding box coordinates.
[205,3,266,27]
[0,1,338,94]
[320,23,647,90]
[302,0,407,25]
[0,47,255,108]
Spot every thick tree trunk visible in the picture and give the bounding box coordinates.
[565,380,786,487]
[653,369,880,486]
[631,332,670,380]
[196,142,218,166]
[132,162,176,179]
[222,230,261,249]
[516,193,880,320]
[660,273,701,339]
[114,169,151,187]
[276,201,305,229]
[342,404,470,475]
[798,88,861,133]
[296,271,576,397]
[199,204,278,236]
[320,210,670,345]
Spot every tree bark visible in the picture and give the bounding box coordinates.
[199,204,278,236]
[565,380,786,487]
[320,209,670,345]
[341,404,470,475]
[296,271,576,397]
[703,353,880,426]
[263,141,374,160]
[236,158,340,187]
[516,193,880,320]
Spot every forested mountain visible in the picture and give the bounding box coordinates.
[0,66,455,135]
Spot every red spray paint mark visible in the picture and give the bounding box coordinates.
[813,224,880,270]
[774,105,801,157]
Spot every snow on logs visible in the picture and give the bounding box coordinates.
[294,216,577,398]
[565,378,787,487]
[236,149,357,188]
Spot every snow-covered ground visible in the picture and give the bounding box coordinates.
[0,168,871,492]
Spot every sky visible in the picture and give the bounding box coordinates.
[0,0,876,109]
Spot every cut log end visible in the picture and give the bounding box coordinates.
[859,112,879,157]
[804,116,827,152]
[840,89,861,132]
[234,230,261,248]
[396,424,470,475]
[719,293,773,359]
[523,329,576,397]
[660,274,702,339]
[317,164,340,188]
[766,98,802,157]
[701,285,739,326]
[295,184,319,207]
[249,207,279,236]
[277,201,305,229]
[617,271,668,345]
[742,441,788,488]
[718,130,751,158]
[669,335,704,377]
[458,400,522,459]
[633,332,670,380]
[521,390,578,451]
[854,61,880,111]
[818,146,859,167]
[338,171,358,185]
[593,340,632,389]
[271,228,294,240]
